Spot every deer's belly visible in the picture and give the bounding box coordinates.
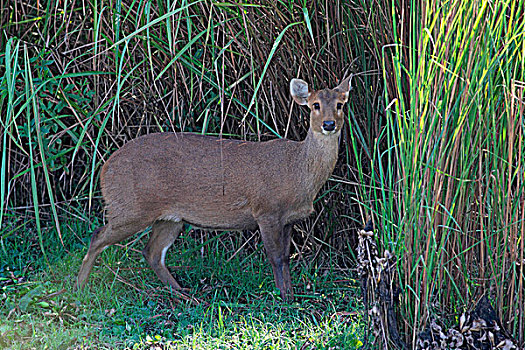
[159,205,258,231]
[283,203,315,224]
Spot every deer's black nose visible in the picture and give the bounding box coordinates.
[322,120,336,132]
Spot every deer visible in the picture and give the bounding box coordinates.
[76,75,352,300]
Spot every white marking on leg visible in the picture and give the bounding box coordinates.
[160,246,170,267]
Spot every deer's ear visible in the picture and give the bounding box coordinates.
[290,78,310,105]
[334,75,353,102]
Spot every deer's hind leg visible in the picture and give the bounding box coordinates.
[142,220,184,290]
[77,223,137,289]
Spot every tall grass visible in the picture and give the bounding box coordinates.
[370,0,525,343]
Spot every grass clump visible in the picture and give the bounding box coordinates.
[370,0,525,344]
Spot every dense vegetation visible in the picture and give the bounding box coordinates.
[1,0,523,348]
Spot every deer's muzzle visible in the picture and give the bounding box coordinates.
[322,120,336,132]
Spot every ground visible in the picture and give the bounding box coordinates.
[0,222,365,349]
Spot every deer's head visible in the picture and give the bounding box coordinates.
[290,76,352,136]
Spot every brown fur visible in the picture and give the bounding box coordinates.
[76,76,352,300]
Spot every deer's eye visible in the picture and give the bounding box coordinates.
[337,103,343,110]
[313,103,320,110]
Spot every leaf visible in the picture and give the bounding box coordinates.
[36,301,50,308]
[302,7,314,42]
[19,285,44,311]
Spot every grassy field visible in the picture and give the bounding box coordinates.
[1,218,365,349]
[1,0,524,348]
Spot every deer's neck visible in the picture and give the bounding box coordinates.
[298,129,340,198]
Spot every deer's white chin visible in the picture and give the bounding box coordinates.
[321,129,337,136]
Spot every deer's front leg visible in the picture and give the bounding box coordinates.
[258,218,294,301]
